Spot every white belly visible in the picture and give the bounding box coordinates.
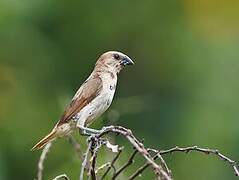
[76,74,117,127]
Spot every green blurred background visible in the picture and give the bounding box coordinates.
[0,0,239,179]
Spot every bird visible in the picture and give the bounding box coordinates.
[31,51,134,151]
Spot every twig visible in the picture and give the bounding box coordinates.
[128,161,150,180]
[80,141,92,180]
[148,148,172,177]
[131,145,239,179]
[34,125,239,180]
[96,162,111,174]
[101,147,123,179]
[97,126,171,180]
[112,149,138,179]
[159,146,239,176]
[52,174,70,180]
[89,137,104,180]
[90,150,97,180]
[37,142,52,180]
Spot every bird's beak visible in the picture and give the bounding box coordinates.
[121,56,134,66]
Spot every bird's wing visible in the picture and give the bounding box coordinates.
[57,75,103,126]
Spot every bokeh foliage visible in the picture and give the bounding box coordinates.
[0,0,239,179]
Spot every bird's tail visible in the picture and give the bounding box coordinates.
[31,129,57,151]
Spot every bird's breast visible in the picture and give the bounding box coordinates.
[76,75,117,126]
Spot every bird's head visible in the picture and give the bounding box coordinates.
[95,51,134,74]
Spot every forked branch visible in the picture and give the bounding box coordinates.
[35,126,239,180]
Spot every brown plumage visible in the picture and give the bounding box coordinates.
[31,76,103,150]
[31,51,134,151]
[58,75,103,125]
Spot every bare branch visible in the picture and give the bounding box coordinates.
[37,142,52,180]
[96,162,111,174]
[112,149,138,179]
[90,150,97,180]
[159,146,239,176]
[131,145,239,179]
[35,126,239,180]
[89,137,104,180]
[148,149,172,177]
[52,174,70,180]
[129,162,149,180]
[101,147,123,179]
[97,126,172,180]
[80,141,92,180]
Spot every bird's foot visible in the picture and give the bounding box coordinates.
[78,126,102,136]
[79,129,92,136]
[78,125,115,137]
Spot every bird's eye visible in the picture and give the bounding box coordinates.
[113,54,120,60]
